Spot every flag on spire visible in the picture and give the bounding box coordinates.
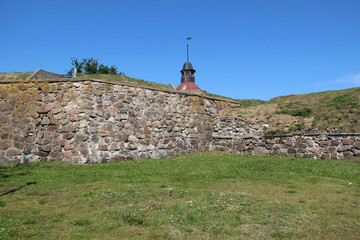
[187,37,192,40]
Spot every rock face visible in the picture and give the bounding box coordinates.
[0,79,359,164]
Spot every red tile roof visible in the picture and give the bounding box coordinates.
[176,82,202,91]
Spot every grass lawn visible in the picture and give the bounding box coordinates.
[0,152,359,239]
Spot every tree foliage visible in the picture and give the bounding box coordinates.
[65,58,124,77]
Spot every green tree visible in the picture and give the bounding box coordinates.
[65,57,122,77]
[109,65,118,74]
[65,58,84,77]
[82,57,99,74]
[98,64,109,74]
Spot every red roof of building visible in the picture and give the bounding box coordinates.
[176,82,202,91]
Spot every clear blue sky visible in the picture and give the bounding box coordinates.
[1,0,359,100]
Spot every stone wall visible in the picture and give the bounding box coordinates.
[212,132,360,159]
[0,79,359,164]
[0,79,249,163]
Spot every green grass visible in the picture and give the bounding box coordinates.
[270,87,360,132]
[204,92,265,105]
[79,73,175,90]
[277,107,313,117]
[328,94,359,109]
[1,152,359,239]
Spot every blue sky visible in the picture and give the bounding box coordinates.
[1,0,359,100]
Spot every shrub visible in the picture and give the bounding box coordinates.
[296,122,305,130]
[278,107,312,117]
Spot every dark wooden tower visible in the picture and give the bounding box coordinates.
[176,38,202,92]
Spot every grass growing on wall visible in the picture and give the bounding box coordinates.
[0,72,33,80]
[1,152,359,239]
[80,74,175,91]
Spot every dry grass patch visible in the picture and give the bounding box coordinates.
[0,72,33,80]
[223,87,360,133]
[81,73,174,91]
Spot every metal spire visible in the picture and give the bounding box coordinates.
[187,37,191,62]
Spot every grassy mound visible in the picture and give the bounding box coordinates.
[224,87,360,133]
[269,87,360,131]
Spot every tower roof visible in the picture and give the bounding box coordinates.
[182,62,195,71]
[176,82,201,91]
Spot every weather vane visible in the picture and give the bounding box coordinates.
[187,37,192,62]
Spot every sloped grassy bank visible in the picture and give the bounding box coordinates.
[270,87,360,132]
[1,152,359,239]
[225,87,360,134]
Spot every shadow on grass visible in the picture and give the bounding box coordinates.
[0,163,31,180]
[0,182,37,197]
